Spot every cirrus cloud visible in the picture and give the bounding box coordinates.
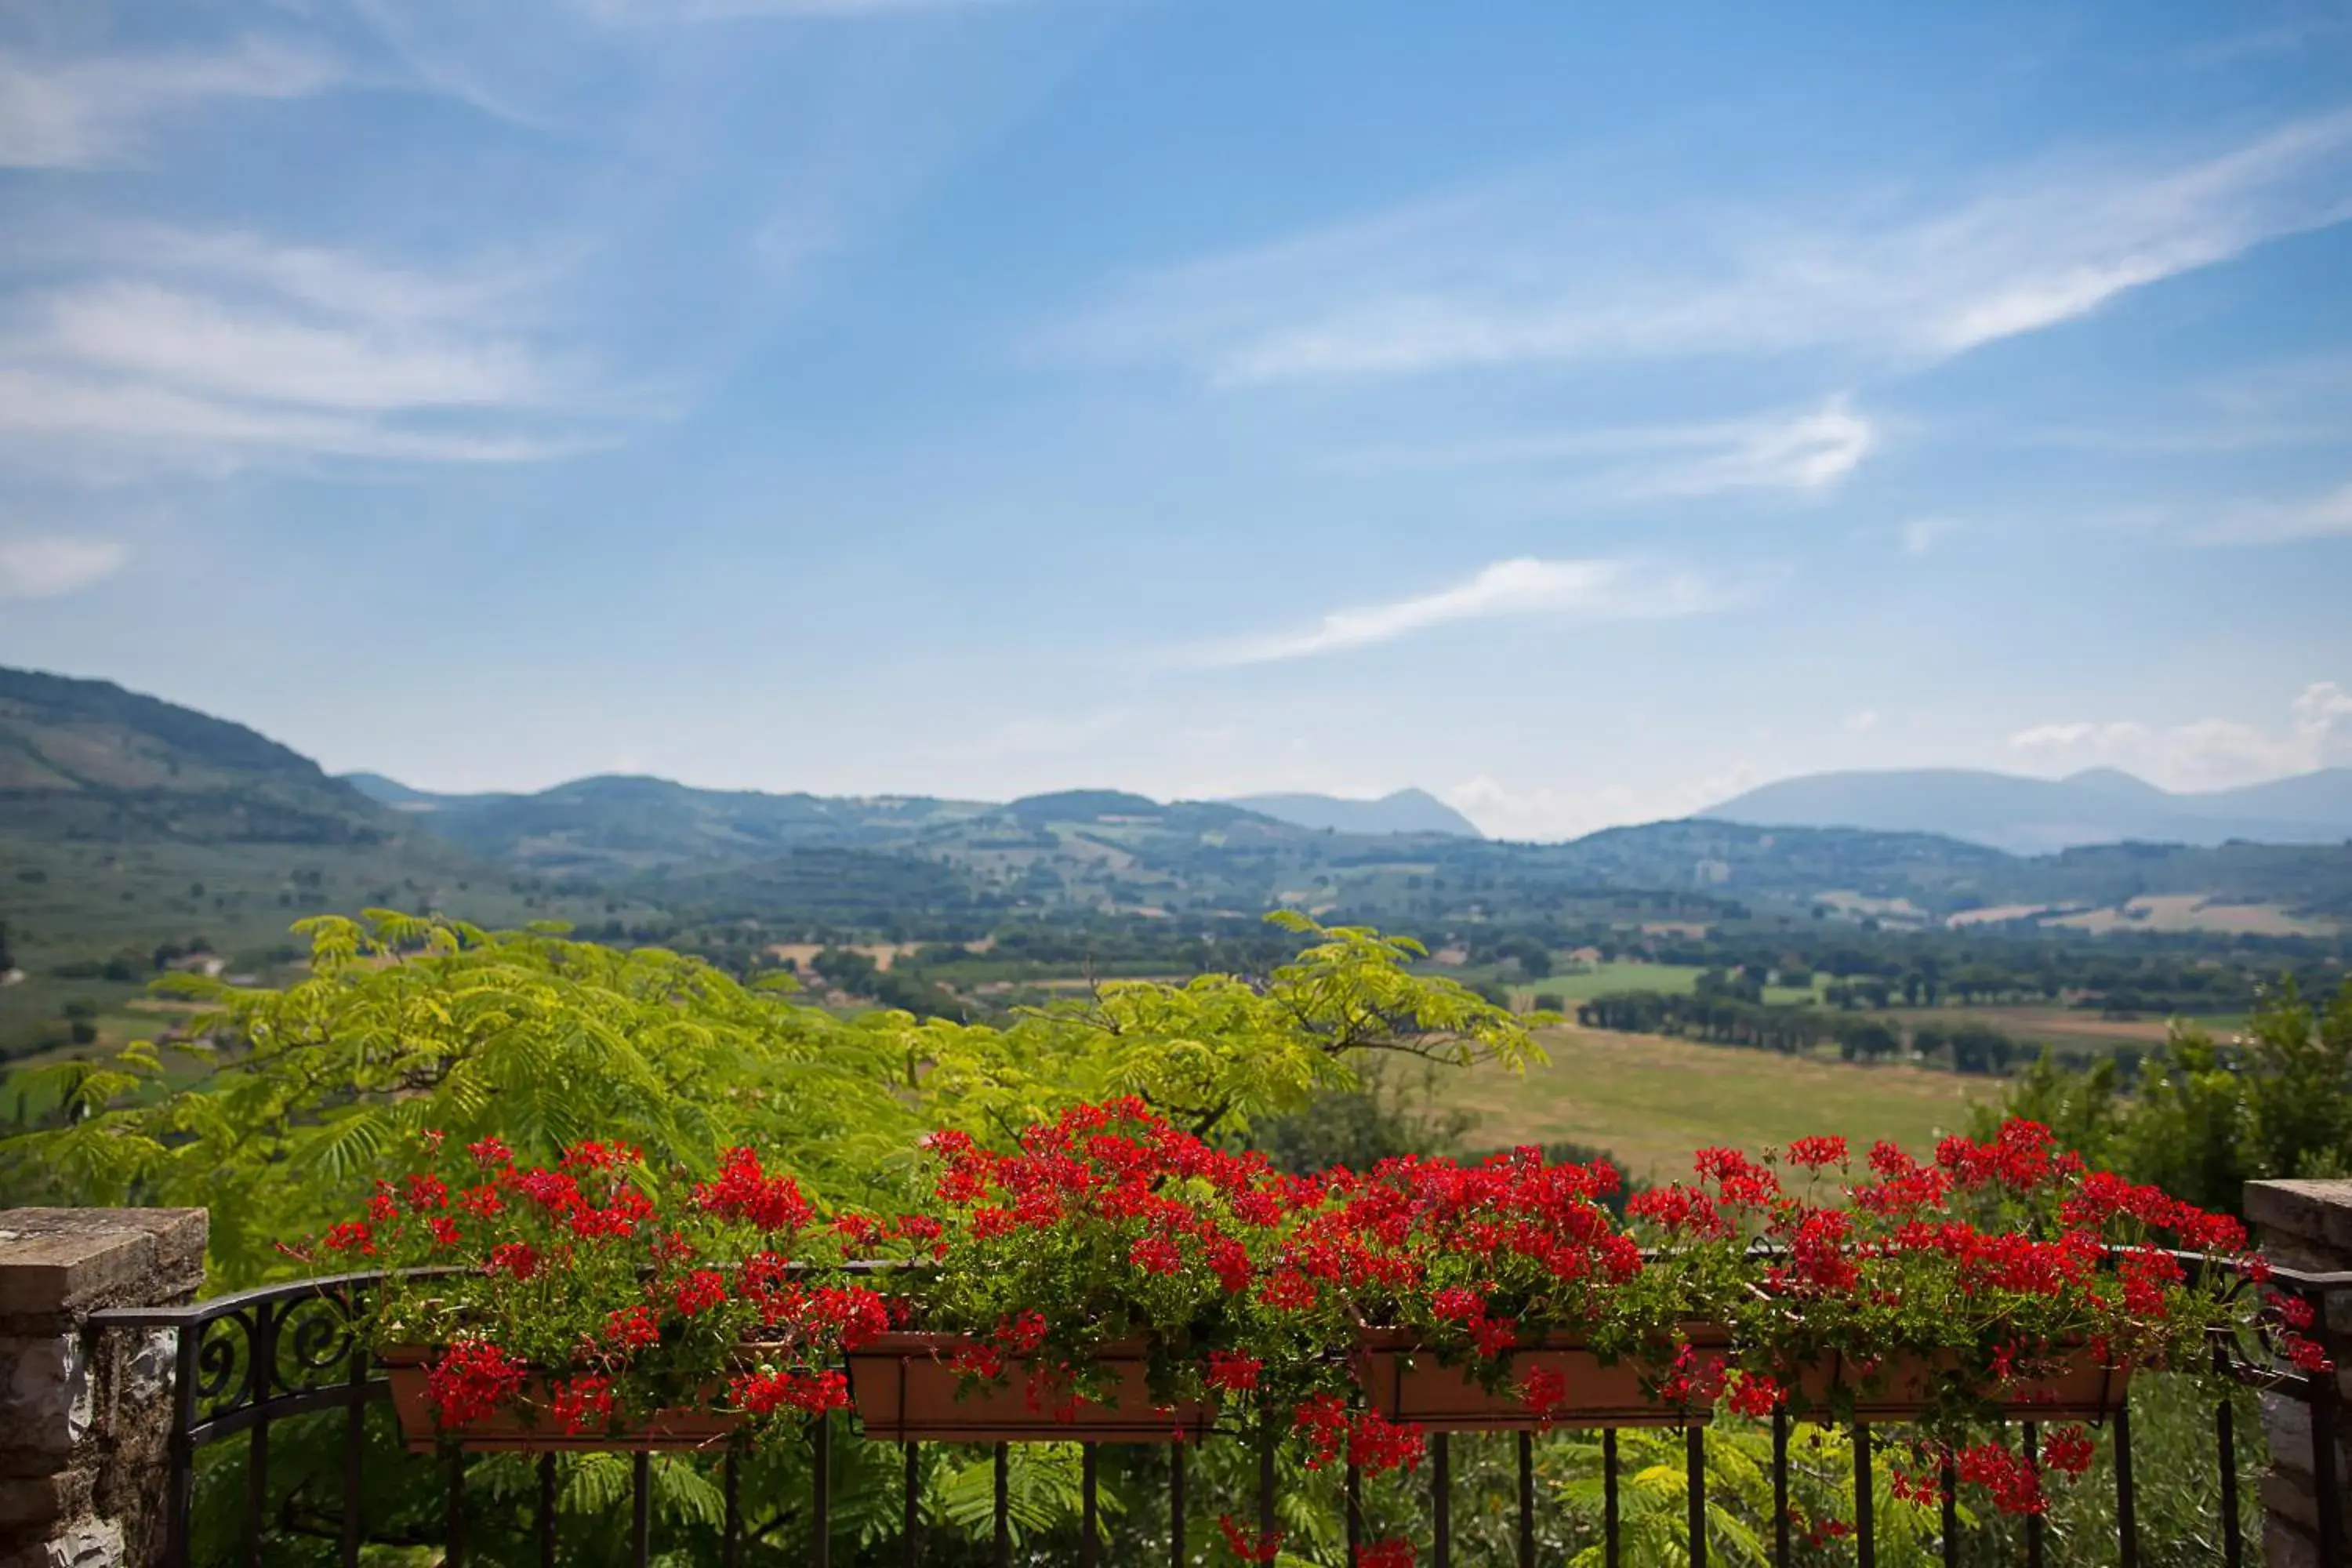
[0,535,128,599]
[1055,110,2352,384]
[1190,556,1739,667]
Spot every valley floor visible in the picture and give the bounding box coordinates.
[1442,1023,1995,1185]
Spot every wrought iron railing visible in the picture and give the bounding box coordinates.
[89,1255,2347,1567]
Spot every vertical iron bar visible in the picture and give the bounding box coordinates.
[1853,1424,1875,1568]
[2314,1353,2347,1568]
[2023,1424,2044,1568]
[1432,1432,1451,1568]
[538,1452,557,1568]
[1771,1406,1790,1568]
[1080,1444,1100,1568]
[246,1305,274,1568]
[1260,1424,1278,1548]
[813,1412,832,1568]
[2114,1396,2138,1568]
[1345,1460,1361,1565]
[1172,1442,1187,1568]
[166,1323,198,1568]
[993,1443,1009,1568]
[340,1341,365,1568]
[902,1442,920,1567]
[1686,1424,1706,1568]
[445,1447,466,1568]
[630,1451,650,1568]
[1517,1429,1535,1568]
[723,1449,741,1568]
[1602,1428,1620,1568]
[1940,1452,1958,1568]
[2217,1392,2242,1568]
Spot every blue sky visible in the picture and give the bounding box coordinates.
[2,1,2350,838]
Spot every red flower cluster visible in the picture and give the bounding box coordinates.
[1215,1517,1283,1563]
[1205,1351,1262,1395]
[694,1148,813,1234]
[1957,1439,2045,1515]
[1725,1370,1781,1418]
[1516,1364,1567,1422]
[1786,1135,1848,1170]
[731,1367,850,1415]
[426,1339,528,1428]
[551,1374,614,1435]
[1291,1394,1424,1475]
[1360,1541,1416,1568]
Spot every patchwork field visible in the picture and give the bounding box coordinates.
[1439,1024,1995,1185]
[1954,1004,2241,1051]
[1480,960,1825,1011]
[2043,894,2335,938]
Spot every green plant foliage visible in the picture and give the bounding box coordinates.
[904,912,1541,1142]
[0,913,919,1281]
[0,911,1539,1289]
[1980,975,2352,1216]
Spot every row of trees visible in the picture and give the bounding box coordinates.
[1575,989,2052,1076]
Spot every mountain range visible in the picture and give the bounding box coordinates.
[7,664,2352,985]
[1704,767,2352,855]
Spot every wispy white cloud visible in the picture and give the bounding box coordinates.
[36,282,549,412]
[0,534,127,599]
[2195,480,2352,545]
[1354,397,1875,499]
[0,227,601,474]
[1192,557,1734,667]
[0,38,339,169]
[2009,681,2352,789]
[1057,110,2352,383]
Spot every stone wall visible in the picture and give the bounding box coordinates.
[0,1210,206,1568]
[2245,1178,2352,1568]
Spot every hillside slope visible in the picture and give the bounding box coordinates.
[2,666,392,844]
[0,668,636,1057]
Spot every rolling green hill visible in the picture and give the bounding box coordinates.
[0,669,652,1058]
[2,666,392,845]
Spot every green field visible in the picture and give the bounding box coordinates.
[1439,1023,1994,1185]
[1425,959,1828,1011]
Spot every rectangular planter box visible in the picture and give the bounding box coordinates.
[1352,1327,1730,1432]
[1786,1346,2132,1422]
[379,1347,742,1454]
[845,1333,1216,1443]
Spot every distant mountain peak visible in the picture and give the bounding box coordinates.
[1227,788,1482,837]
[1705,765,2352,854]
[2060,767,2166,798]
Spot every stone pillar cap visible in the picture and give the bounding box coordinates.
[0,1208,207,1317]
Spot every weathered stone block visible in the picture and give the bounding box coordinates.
[0,1210,205,1568]
[0,1471,89,1531]
[0,1212,204,1326]
[0,1338,90,1459]
[2248,1181,2352,1258]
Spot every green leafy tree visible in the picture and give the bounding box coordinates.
[902,912,1541,1144]
[0,913,920,1283]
